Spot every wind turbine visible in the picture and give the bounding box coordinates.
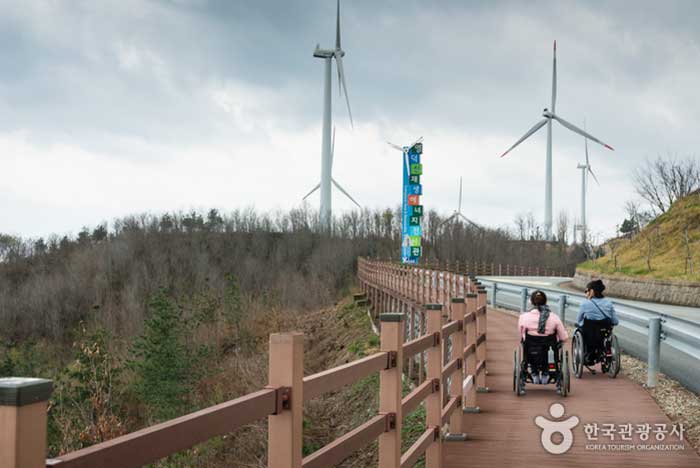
[499,41,615,240]
[387,136,423,181]
[574,120,600,244]
[303,0,357,229]
[438,177,481,229]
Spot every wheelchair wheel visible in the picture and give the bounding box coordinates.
[607,334,621,378]
[514,348,523,396]
[561,350,570,397]
[572,331,584,379]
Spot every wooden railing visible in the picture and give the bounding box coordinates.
[0,258,489,468]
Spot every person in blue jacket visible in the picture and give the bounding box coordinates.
[577,279,619,327]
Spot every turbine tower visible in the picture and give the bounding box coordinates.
[303,0,357,229]
[574,121,599,244]
[438,177,481,229]
[499,41,615,240]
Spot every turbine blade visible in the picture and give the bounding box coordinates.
[438,213,458,228]
[588,166,600,186]
[458,177,463,213]
[551,40,557,113]
[387,141,404,152]
[458,213,481,229]
[584,119,590,166]
[332,177,361,208]
[335,0,341,51]
[330,126,336,171]
[552,114,615,151]
[404,151,410,177]
[500,118,548,158]
[409,136,424,149]
[302,183,321,201]
[335,53,354,128]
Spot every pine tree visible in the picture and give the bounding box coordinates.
[130,290,192,422]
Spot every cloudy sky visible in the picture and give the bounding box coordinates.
[2,0,699,240]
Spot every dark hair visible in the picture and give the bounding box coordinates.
[530,290,547,307]
[586,279,606,298]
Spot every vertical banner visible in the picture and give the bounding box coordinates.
[401,143,423,264]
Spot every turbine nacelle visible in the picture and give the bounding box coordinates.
[542,109,553,118]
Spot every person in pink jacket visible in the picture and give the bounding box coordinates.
[518,290,569,342]
[518,290,569,388]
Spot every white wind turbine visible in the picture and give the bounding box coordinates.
[499,41,615,240]
[438,177,481,229]
[303,0,359,228]
[387,136,423,182]
[574,120,600,244]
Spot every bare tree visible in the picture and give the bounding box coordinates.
[633,155,700,214]
[556,211,570,245]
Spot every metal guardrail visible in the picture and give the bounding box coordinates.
[477,277,700,393]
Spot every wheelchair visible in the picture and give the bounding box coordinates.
[571,318,621,378]
[513,334,570,397]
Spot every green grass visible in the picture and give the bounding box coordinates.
[580,194,700,282]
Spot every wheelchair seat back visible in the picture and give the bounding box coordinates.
[581,318,613,354]
[523,334,558,372]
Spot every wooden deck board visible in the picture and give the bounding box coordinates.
[443,308,700,467]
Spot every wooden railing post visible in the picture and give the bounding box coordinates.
[268,333,303,468]
[0,378,53,468]
[446,298,466,441]
[378,313,404,468]
[463,294,479,413]
[425,304,443,467]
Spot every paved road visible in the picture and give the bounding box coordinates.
[481,276,700,323]
[444,309,700,467]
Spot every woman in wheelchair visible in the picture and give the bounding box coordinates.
[572,279,621,378]
[514,291,570,396]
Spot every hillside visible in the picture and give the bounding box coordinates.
[579,193,700,281]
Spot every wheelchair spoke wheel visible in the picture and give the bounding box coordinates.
[561,350,570,397]
[514,348,523,396]
[607,335,621,378]
[572,332,584,379]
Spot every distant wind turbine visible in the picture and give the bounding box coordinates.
[438,177,481,229]
[303,0,358,228]
[499,41,615,240]
[387,136,423,179]
[575,120,600,244]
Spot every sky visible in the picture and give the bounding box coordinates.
[2,0,700,241]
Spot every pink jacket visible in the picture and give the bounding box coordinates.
[518,308,569,342]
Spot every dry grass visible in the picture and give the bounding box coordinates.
[580,194,700,281]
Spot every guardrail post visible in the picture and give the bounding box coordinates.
[647,318,662,388]
[379,313,404,468]
[558,295,567,325]
[463,294,479,413]
[0,378,53,468]
[268,333,304,468]
[446,298,466,441]
[425,304,443,467]
[491,283,498,307]
[520,287,528,313]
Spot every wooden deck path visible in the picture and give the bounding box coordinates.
[444,308,700,467]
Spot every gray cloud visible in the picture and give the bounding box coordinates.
[1,0,699,237]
